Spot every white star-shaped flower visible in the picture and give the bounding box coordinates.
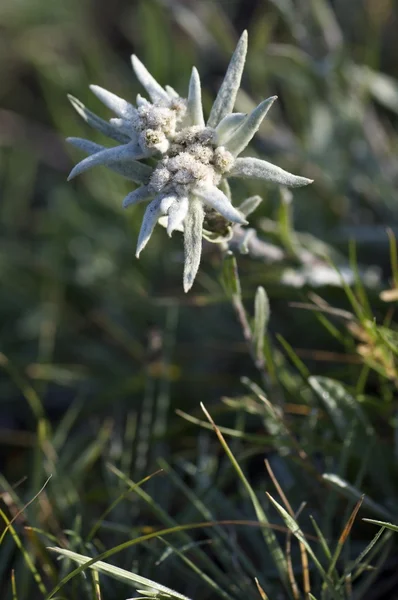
[67,31,313,291]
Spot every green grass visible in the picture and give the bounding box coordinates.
[1,0,398,598]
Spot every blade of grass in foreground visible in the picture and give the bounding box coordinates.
[0,509,47,597]
[326,497,363,583]
[264,460,303,599]
[309,516,332,562]
[265,494,327,583]
[157,457,266,592]
[200,403,291,597]
[342,526,386,583]
[107,464,238,600]
[362,519,398,532]
[46,517,289,599]
[49,547,193,600]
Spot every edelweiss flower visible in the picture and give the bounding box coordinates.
[67,31,312,291]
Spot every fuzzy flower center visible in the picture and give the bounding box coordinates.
[133,100,187,154]
[148,125,234,196]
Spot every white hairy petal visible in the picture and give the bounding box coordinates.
[90,85,136,119]
[186,67,204,127]
[214,113,247,145]
[67,141,148,180]
[123,185,153,208]
[183,197,204,293]
[158,215,184,233]
[131,55,169,103]
[67,95,129,144]
[109,118,137,141]
[229,157,314,187]
[165,85,179,98]
[167,197,189,236]
[225,96,277,156]
[160,195,177,214]
[66,138,152,183]
[136,94,151,107]
[238,195,263,217]
[67,137,105,154]
[195,185,248,225]
[207,30,248,127]
[136,197,162,257]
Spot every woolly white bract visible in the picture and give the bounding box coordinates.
[67,31,312,292]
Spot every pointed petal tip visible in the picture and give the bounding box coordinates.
[130,55,139,71]
[89,84,107,100]
[67,164,81,180]
[235,215,249,226]
[297,177,314,187]
[183,280,193,293]
[261,95,278,107]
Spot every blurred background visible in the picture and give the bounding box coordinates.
[1,0,398,598]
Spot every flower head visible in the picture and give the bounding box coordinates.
[67,31,312,291]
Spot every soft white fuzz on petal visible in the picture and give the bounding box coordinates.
[136,197,162,257]
[214,112,247,145]
[136,94,151,107]
[159,195,177,214]
[67,95,129,144]
[183,197,204,292]
[131,55,170,104]
[67,137,104,153]
[158,215,184,233]
[230,157,314,187]
[109,118,137,139]
[89,85,136,119]
[207,30,248,127]
[238,195,263,216]
[67,142,148,180]
[66,138,153,183]
[165,85,179,98]
[195,186,248,225]
[167,197,189,236]
[186,67,204,127]
[122,185,153,208]
[225,96,277,156]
